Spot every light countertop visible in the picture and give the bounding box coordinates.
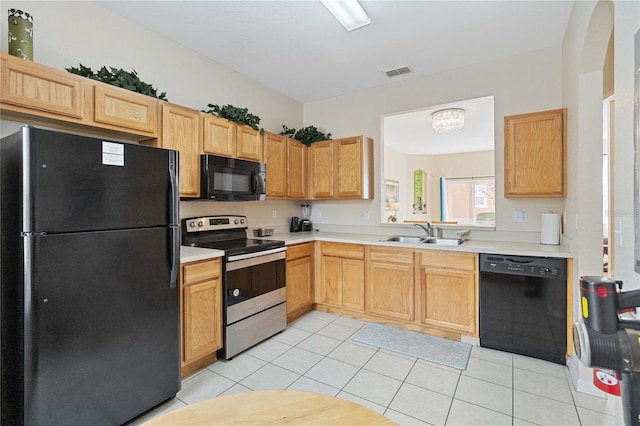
[180,246,224,263]
[180,231,573,262]
[265,231,573,258]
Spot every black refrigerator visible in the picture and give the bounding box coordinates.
[1,126,181,425]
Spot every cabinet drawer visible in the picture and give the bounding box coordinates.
[369,247,414,265]
[182,258,221,285]
[320,242,364,260]
[287,242,313,261]
[421,250,476,272]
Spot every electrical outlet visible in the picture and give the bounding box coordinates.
[272,209,277,219]
[513,210,528,223]
[364,209,370,219]
[316,209,322,218]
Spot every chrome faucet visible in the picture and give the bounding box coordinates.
[414,222,432,237]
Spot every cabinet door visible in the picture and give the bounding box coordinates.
[264,132,287,198]
[201,113,235,156]
[236,125,263,161]
[162,103,200,197]
[287,139,307,199]
[368,261,414,321]
[335,137,363,198]
[1,53,84,119]
[320,256,342,307]
[504,108,566,197]
[310,141,334,198]
[342,258,365,312]
[93,85,159,136]
[286,256,313,317]
[420,268,475,334]
[183,277,222,363]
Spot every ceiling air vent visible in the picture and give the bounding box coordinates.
[385,66,412,77]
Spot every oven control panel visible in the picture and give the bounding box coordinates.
[183,215,247,232]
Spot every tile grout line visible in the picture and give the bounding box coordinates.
[381,355,418,416]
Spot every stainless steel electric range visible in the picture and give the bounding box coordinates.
[182,215,286,359]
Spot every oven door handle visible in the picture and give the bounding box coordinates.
[227,246,287,262]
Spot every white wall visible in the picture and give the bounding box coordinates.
[561,0,639,415]
[0,0,306,228]
[0,1,302,133]
[304,48,564,240]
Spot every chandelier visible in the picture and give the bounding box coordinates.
[431,108,465,133]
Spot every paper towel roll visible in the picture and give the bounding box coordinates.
[541,213,561,245]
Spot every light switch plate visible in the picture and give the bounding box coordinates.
[513,210,528,223]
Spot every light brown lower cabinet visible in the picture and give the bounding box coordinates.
[366,247,415,321]
[286,242,314,322]
[313,244,479,338]
[317,242,365,312]
[419,250,478,335]
[181,258,223,376]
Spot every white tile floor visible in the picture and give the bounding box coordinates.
[129,310,621,426]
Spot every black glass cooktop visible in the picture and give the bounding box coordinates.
[192,238,284,256]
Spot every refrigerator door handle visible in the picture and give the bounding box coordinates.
[169,151,179,225]
[169,226,180,289]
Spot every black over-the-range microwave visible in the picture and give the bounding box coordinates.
[198,155,266,201]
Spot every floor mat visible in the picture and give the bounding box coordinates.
[351,322,472,370]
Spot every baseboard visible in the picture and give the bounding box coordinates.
[566,355,607,398]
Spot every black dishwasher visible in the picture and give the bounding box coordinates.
[479,253,567,364]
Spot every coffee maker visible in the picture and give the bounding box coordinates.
[290,203,313,232]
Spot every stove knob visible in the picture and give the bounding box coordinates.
[197,221,204,227]
[189,221,196,228]
[240,219,245,224]
[234,219,239,224]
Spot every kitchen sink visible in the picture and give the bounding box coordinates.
[384,235,426,243]
[383,235,467,246]
[421,237,467,246]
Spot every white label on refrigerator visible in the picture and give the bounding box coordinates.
[102,142,125,166]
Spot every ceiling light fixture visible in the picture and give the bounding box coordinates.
[431,108,465,133]
[320,0,371,32]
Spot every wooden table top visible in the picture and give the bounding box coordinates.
[144,390,397,425]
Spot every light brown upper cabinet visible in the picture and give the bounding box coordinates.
[93,85,159,136]
[201,113,263,162]
[161,103,200,198]
[264,132,307,199]
[201,113,235,157]
[1,53,160,139]
[1,52,84,120]
[309,136,374,199]
[236,125,263,161]
[504,108,567,197]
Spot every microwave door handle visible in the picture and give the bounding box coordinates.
[251,171,258,193]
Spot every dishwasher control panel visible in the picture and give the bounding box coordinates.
[479,254,567,280]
